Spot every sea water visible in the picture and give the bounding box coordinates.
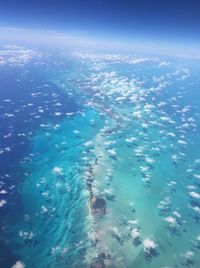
[0,46,200,267]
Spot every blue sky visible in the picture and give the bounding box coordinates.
[0,0,200,56]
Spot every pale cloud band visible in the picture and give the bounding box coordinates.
[0,26,200,59]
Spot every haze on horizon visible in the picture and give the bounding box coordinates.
[0,0,200,57]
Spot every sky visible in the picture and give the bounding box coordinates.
[0,0,200,56]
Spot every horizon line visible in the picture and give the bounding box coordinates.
[0,26,200,59]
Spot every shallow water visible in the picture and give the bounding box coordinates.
[0,46,200,267]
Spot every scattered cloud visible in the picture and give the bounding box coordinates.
[12,261,25,268]
[0,45,41,66]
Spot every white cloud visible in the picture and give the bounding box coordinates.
[189,191,200,199]
[143,238,157,253]
[0,199,6,207]
[0,45,41,66]
[164,216,177,227]
[159,61,170,67]
[52,167,63,175]
[73,51,156,64]
[12,261,25,268]
[131,228,141,239]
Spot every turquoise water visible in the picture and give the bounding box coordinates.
[0,47,200,267]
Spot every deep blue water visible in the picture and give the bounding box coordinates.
[0,46,200,268]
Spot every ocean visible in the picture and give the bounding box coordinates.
[0,46,200,267]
